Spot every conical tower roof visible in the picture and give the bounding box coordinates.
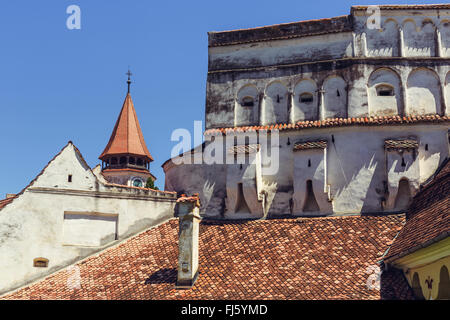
[99,93,153,162]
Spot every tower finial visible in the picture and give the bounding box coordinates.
[126,68,133,94]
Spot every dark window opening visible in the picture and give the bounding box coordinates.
[437,266,450,300]
[336,89,340,97]
[137,158,144,166]
[33,258,49,268]
[412,273,425,300]
[394,178,412,211]
[308,159,311,167]
[111,157,118,165]
[303,180,320,212]
[129,157,136,165]
[235,183,251,213]
[299,93,313,103]
[120,157,126,164]
[376,85,394,96]
[241,96,254,107]
[68,175,72,183]
[425,144,429,151]
[401,157,406,167]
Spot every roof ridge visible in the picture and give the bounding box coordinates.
[0,141,77,212]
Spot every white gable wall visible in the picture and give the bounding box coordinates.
[0,143,176,296]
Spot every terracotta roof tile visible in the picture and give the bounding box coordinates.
[177,194,201,205]
[227,144,260,154]
[2,214,414,300]
[384,139,418,150]
[204,115,450,136]
[293,140,327,151]
[99,94,153,162]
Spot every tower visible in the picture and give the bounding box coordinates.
[99,71,155,187]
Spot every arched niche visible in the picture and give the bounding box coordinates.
[407,68,441,115]
[437,265,450,300]
[322,76,347,119]
[438,21,450,57]
[366,19,399,57]
[394,178,412,210]
[445,72,450,116]
[403,19,436,57]
[235,84,258,126]
[412,272,425,300]
[262,82,288,125]
[368,68,402,116]
[293,79,318,122]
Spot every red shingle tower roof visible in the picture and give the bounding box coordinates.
[99,93,153,162]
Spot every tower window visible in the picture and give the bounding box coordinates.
[111,157,118,165]
[129,157,136,165]
[33,258,49,268]
[119,157,126,164]
[132,178,144,188]
[137,158,144,166]
[299,93,313,103]
[68,175,72,183]
[376,85,394,96]
[241,96,254,107]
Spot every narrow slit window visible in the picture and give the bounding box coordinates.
[68,174,72,183]
[299,93,313,103]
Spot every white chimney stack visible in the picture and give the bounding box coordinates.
[175,194,201,289]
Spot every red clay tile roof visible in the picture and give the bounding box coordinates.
[0,197,15,210]
[99,93,153,162]
[2,214,414,300]
[384,159,450,262]
[177,194,200,204]
[294,140,327,151]
[204,115,450,135]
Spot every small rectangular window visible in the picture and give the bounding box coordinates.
[33,258,49,268]
[68,175,72,183]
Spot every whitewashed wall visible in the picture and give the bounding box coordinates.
[0,143,176,295]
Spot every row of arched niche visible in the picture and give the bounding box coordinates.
[235,67,449,126]
[364,17,450,57]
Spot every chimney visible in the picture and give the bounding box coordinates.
[175,194,201,289]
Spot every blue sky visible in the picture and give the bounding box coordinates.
[0,0,439,195]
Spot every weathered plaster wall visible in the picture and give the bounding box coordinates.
[0,144,176,295]
[206,62,450,129]
[206,8,450,129]
[164,125,448,218]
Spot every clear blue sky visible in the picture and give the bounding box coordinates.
[0,0,438,195]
